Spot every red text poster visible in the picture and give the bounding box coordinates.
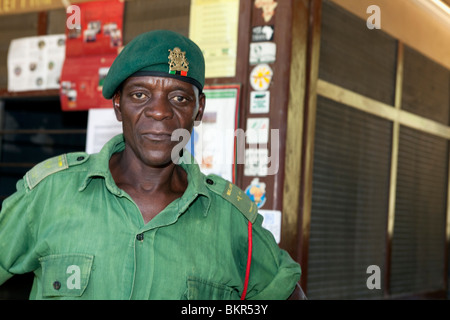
[60,0,124,111]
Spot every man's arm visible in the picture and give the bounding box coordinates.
[288,282,307,300]
[244,214,302,300]
[0,179,37,285]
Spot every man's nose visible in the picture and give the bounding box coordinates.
[143,95,174,121]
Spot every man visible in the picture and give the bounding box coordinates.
[0,30,301,299]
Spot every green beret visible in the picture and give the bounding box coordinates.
[102,30,205,99]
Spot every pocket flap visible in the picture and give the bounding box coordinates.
[186,278,240,300]
[39,254,94,297]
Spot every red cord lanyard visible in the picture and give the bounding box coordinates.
[240,221,253,300]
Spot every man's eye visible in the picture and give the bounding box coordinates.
[131,92,147,99]
[173,96,188,103]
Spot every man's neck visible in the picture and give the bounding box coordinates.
[109,148,187,195]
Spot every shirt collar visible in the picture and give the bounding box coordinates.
[78,134,124,195]
[79,133,211,216]
[177,149,211,216]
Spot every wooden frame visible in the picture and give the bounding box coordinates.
[282,0,323,294]
[286,0,450,298]
[384,41,403,297]
[281,0,309,258]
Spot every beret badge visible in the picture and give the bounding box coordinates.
[168,47,189,76]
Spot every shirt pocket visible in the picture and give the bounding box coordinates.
[186,277,241,300]
[39,253,94,298]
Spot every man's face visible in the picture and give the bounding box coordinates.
[113,76,205,167]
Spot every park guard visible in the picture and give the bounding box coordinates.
[0,30,301,299]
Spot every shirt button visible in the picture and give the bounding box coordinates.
[206,178,214,185]
[77,156,85,161]
[136,233,144,241]
[53,281,61,290]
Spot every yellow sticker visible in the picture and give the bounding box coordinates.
[250,64,273,91]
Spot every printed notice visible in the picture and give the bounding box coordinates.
[86,108,122,154]
[7,34,66,92]
[259,209,281,243]
[189,0,239,78]
[192,85,240,182]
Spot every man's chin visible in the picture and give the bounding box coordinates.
[140,148,183,168]
[141,157,174,168]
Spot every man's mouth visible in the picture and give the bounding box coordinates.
[141,132,172,141]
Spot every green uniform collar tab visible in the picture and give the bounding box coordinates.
[78,134,125,195]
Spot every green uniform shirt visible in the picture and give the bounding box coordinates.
[0,134,301,300]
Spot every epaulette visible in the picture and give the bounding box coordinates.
[25,152,89,190]
[204,174,258,223]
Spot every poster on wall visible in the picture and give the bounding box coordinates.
[7,34,66,92]
[191,84,240,183]
[189,0,239,78]
[86,108,122,154]
[60,0,124,111]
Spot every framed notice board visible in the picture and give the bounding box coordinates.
[190,84,241,183]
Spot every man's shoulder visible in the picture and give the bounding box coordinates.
[203,174,258,223]
[24,152,90,190]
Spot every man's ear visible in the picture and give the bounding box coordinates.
[194,92,206,125]
[112,92,123,122]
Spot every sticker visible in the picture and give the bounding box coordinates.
[250,64,273,91]
[246,117,269,144]
[244,148,268,176]
[259,209,281,243]
[252,25,275,42]
[249,42,276,65]
[254,0,278,23]
[168,47,189,76]
[245,178,267,209]
[250,91,270,114]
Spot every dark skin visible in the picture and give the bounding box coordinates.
[110,76,205,223]
[109,75,303,299]
[289,282,306,300]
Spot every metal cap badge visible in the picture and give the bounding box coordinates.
[168,47,189,76]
